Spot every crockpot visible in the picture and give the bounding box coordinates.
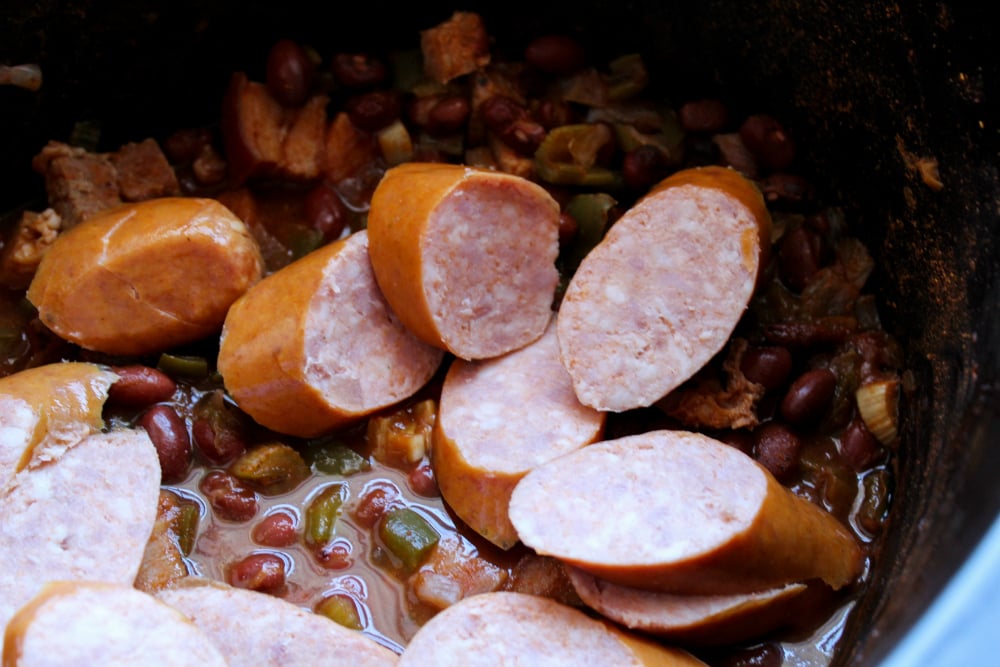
[1,1,997,664]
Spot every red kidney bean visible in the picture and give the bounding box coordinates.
[760,172,815,207]
[499,121,546,155]
[107,364,176,408]
[678,99,730,133]
[426,95,471,137]
[480,95,547,153]
[345,90,401,131]
[252,510,298,547]
[192,144,227,186]
[739,114,796,170]
[303,182,348,242]
[764,316,858,348]
[524,34,586,75]
[622,145,667,190]
[740,345,793,391]
[192,391,248,465]
[536,98,577,129]
[331,53,387,89]
[407,460,439,497]
[715,429,754,455]
[480,94,526,132]
[162,127,213,164]
[778,225,827,292]
[138,404,191,483]
[352,482,402,529]
[266,39,315,107]
[840,414,884,471]
[314,537,353,569]
[714,642,784,667]
[712,132,758,178]
[780,367,838,425]
[753,422,802,481]
[228,552,286,594]
[200,470,258,522]
[557,211,579,247]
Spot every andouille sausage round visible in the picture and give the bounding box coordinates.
[26,197,264,356]
[0,362,117,478]
[567,566,808,645]
[3,582,227,667]
[508,430,862,595]
[367,162,561,360]
[218,229,443,438]
[397,591,707,667]
[432,318,604,549]
[556,166,771,412]
[0,429,161,630]
[156,579,400,667]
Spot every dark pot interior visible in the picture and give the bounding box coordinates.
[2,1,998,664]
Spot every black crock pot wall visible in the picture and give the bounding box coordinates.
[2,1,998,664]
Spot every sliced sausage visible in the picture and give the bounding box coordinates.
[0,429,161,629]
[157,578,400,666]
[0,362,117,479]
[567,566,807,645]
[2,581,227,667]
[218,229,443,438]
[556,166,771,411]
[367,162,560,360]
[432,318,604,549]
[26,197,264,355]
[397,591,707,666]
[508,430,863,595]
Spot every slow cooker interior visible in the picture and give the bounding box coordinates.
[3,0,998,664]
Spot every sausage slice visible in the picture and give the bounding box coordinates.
[26,197,264,355]
[432,319,604,549]
[367,162,560,360]
[567,566,807,645]
[556,166,771,411]
[397,591,707,666]
[218,229,443,437]
[0,362,117,478]
[0,429,161,629]
[3,581,227,667]
[157,578,400,667]
[508,430,862,595]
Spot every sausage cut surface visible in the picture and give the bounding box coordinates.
[508,430,862,595]
[567,566,807,644]
[556,166,770,411]
[218,229,443,437]
[432,319,604,548]
[0,429,161,630]
[397,591,706,666]
[368,162,560,360]
[157,579,400,667]
[3,582,227,667]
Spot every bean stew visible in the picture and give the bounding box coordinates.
[0,10,904,665]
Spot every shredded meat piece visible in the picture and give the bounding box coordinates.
[658,337,766,430]
[420,11,491,84]
[0,208,62,289]
[504,553,583,608]
[109,138,180,201]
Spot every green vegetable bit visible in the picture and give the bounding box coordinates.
[157,353,210,380]
[230,442,310,493]
[305,483,349,547]
[315,594,364,630]
[379,506,439,572]
[309,441,371,476]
